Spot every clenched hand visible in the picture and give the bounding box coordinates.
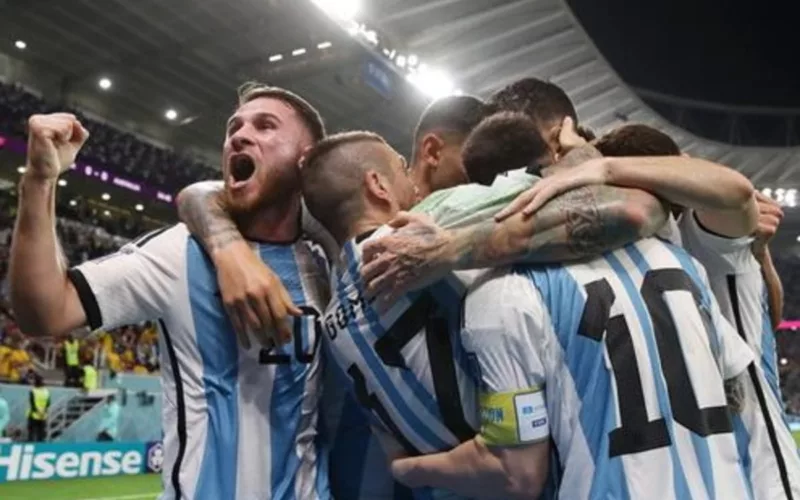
[213,240,302,349]
[26,113,90,180]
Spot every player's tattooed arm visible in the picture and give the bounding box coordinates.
[452,184,667,268]
[176,181,299,347]
[362,184,666,300]
[176,181,245,253]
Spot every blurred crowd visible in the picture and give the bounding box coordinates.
[777,330,800,415]
[0,81,216,193]
[0,188,159,385]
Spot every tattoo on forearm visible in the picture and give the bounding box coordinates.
[178,189,243,252]
[455,185,663,268]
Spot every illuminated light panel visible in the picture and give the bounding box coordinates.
[313,0,360,21]
[406,67,458,99]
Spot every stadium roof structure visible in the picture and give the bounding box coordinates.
[1,0,798,188]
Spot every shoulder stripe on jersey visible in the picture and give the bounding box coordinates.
[66,268,102,330]
[133,226,171,248]
[726,276,794,500]
[159,319,188,500]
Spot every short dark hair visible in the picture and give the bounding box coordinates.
[462,112,549,185]
[595,124,680,157]
[301,131,390,241]
[411,95,488,159]
[238,82,326,142]
[488,78,577,128]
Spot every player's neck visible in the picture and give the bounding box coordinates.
[237,195,302,244]
[345,211,394,247]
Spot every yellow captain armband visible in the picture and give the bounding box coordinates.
[479,388,549,446]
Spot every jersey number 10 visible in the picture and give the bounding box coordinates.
[579,268,733,458]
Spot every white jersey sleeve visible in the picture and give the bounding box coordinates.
[67,225,187,331]
[678,210,756,274]
[462,270,550,446]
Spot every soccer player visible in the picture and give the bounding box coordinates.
[174,94,492,500]
[292,128,678,498]
[384,113,769,500]
[9,84,332,499]
[530,124,800,499]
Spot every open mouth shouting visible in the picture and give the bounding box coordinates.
[229,154,256,188]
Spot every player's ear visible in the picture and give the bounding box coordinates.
[364,169,393,206]
[420,133,445,169]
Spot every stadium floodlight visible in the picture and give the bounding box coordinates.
[101,193,110,201]
[346,21,360,36]
[317,41,332,50]
[15,40,26,50]
[103,210,111,217]
[69,200,77,207]
[408,54,419,67]
[363,30,378,45]
[313,0,360,22]
[268,54,283,62]
[165,109,178,121]
[407,66,457,100]
[98,77,112,90]
[17,166,25,174]
[292,48,307,56]
[135,204,144,212]
[57,179,67,187]
[780,357,788,366]
[395,55,407,68]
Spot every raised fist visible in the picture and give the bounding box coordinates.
[25,113,89,181]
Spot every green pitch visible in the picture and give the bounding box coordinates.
[0,474,161,500]
[793,429,800,449]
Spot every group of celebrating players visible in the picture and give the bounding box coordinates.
[6,75,800,499]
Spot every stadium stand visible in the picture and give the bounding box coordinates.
[0,81,216,193]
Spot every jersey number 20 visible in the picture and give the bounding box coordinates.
[580,268,733,457]
[259,306,322,364]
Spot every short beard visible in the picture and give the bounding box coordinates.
[224,179,299,233]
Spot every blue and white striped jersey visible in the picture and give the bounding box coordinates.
[320,347,414,500]
[322,228,479,456]
[677,210,800,499]
[321,228,483,500]
[463,237,755,500]
[68,224,330,500]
